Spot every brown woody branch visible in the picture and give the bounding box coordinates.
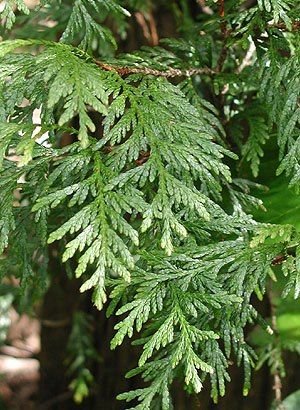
[94,16,299,78]
[95,61,215,77]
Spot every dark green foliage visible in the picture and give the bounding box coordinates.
[0,0,300,408]
[66,312,100,403]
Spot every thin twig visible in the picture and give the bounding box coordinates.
[38,388,97,409]
[218,0,225,18]
[268,283,285,410]
[40,318,70,327]
[268,21,300,31]
[216,0,230,72]
[197,0,213,15]
[95,61,215,77]
[216,38,229,72]
[236,40,256,73]
[38,391,73,409]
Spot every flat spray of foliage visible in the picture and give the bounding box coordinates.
[0,0,300,408]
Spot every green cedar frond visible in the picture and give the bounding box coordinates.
[66,312,100,403]
[32,150,146,309]
[1,5,300,407]
[0,0,29,29]
[0,41,113,147]
[109,237,282,407]
[60,0,130,50]
[239,104,270,177]
[259,51,300,190]
[257,0,293,26]
[282,251,300,299]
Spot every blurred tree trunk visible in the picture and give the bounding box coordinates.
[38,247,80,409]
